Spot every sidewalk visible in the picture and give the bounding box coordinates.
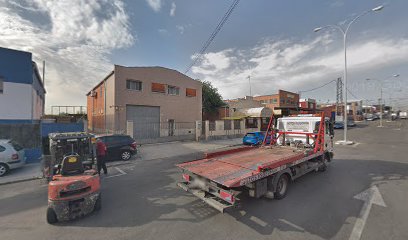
[0,138,243,185]
[0,163,42,185]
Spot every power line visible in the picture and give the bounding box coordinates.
[184,0,240,74]
[298,79,336,94]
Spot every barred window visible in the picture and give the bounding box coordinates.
[168,85,180,95]
[224,120,232,130]
[127,80,142,91]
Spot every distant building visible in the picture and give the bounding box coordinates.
[299,98,317,113]
[0,47,46,123]
[253,90,300,116]
[86,65,202,142]
[223,96,271,130]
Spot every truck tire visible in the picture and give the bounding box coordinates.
[274,174,289,200]
[46,208,58,224]
[318,155,329,172]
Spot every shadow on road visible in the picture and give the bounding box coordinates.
[228,158,408,238]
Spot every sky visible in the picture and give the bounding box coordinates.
[1,0,408,112]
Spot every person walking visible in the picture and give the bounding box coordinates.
[96,139,108,175]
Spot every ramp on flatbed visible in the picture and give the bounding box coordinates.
[177,147,306,188]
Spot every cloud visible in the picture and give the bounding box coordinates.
[170,2,176,16]
[158,28,168,35]
[191,34,408,100]
[176,25,185,34]
[0,0,134,110]
[176,23,191,34]
[146,0,162,12]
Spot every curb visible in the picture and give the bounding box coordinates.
[0,176,43,186]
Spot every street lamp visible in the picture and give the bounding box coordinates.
[366,74,400,127]
[314,5,384,145]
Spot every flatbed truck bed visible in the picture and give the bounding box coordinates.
[176,114,334,213]
[177,146,316,188]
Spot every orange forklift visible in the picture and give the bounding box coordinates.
[43,132,101,224]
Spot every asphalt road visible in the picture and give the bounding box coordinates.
[1,120,407,240]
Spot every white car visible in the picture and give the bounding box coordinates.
[0,139,26,176]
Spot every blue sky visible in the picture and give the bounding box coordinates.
[1,0,408,111]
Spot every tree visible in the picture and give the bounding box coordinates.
[201,80,225,114]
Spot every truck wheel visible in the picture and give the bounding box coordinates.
[46,208,58,224]
[0,163,9,177]
[94,194,102,211]
[274,174,289,200]
[318,155,329,172]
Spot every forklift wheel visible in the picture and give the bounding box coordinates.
[46,208,58,224]
[94,194,102,211]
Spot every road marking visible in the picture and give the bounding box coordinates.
[249,216,267,227]
[105,167,127,179]
[279,219,305,231]
[349,185,387,240]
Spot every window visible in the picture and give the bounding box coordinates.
[152,83,166,93]
[0,145,5,152]
[246,118,258,128]
[126,80,142,91]
[186,88,197,97]
[234,120,241,129]
[167,85,180,95]
[224,120,232,130]
[0,77,3,94]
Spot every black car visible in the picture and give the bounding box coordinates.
[97,134,137,161]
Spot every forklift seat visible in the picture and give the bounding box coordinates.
[60,155,84,176]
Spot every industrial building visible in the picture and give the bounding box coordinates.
[87,65,202,142]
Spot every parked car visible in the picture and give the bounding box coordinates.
[0,139,25,176]
[333,122,344,129]
[347,120,356,127]
[96,134,137,161]
[243,132,270,145]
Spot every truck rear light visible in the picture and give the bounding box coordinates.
[220,190,235,203]
[182,174,190,182]
[12,153,19,160]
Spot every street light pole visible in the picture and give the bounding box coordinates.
[366,74,399,127]
[314,5,384,145]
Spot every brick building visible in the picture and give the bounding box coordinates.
[253,90,300,115]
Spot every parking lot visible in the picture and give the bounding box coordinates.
[0,120,407,240]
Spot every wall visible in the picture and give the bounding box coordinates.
[114,66,202,131]
[204,119,259,140]
[226,97,262,117]
[0,47,45,120]
[87,72,115,133]
[0,82,33,119]
[0,47,32,85]
[0,123,41,163]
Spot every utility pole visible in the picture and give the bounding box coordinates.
[247,75,252,96]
